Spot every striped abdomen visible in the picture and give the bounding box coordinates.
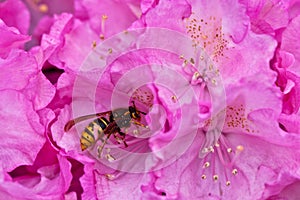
[80,117,109,151]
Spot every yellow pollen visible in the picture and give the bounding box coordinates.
[236,145,244,152]
[133,129,139,136]
[211,79,217,85]
[171,95,177,103]
[108,48,113,54]
[201,175,206,180]
[226,181,231,186]
[38,4,48,13]
[208,146,214,152]
[105,153,116,162]
[227,148,232,153]
[203,162,210,168]
[213,175,218,181]
[232,169,238,175]
[193,72,200,79]
[92,41,97,48]
[102,15,108,20]
[105,174,115,180]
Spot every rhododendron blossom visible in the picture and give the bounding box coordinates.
[1,0,300,199]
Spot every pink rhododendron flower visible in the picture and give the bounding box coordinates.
[1,0,300,199]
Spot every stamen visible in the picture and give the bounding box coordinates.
[92,41,97,48]
[38,4,48,12]
[101,15,108,38]
[171,95,177,103]
[201,175,206,180]
[213,175,218,181]
[105,174,115,180]
[226,181,231,186]
[208,146,214,153]
[100,34,105,40]
[203,161,210,168]
[105,153,116,162]
[232,169,238,175]
[227,148,232,153]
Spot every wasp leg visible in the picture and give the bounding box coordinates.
[132,120,148,128]
[97,132,113,158]
[119,131,128,147]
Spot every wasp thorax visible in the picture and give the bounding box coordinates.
[200,136,244,187]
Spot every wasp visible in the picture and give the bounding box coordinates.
[64,101,148,158]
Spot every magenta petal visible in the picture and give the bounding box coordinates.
[23,72,56,110]
[0,0,30,34]
[0,49,37,90]
[0,90,45,172]
[80,163,97,200]
[81,0,141,36]
[0,153,72,199]
[0,21,30,58]
[281,15,300,75]
[279,113,300,134]
[41,13,74,68]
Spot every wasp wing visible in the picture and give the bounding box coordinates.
[64,111,112,132]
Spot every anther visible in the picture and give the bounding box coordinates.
[92,41,97,48]
[105,174,115,180]
[203,162,210,168]
[213,175,218,181]
[108,48,113,54]
[38,4,48,12]
[171,95,177,103]
[227,148,232,153]
[102,15,108,20]
[232,169,238,175]
[226,181,231,186]
[236,145,244,152]
[208,146,214,153]
[100,34,105,40]
[105,154,116,162]
[193,72,200,79]
[201,175,206,180]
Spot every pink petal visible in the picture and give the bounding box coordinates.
[0,49,37,90]
[0,20,30,58]
[0,0,30,34]
[23,72,56,110]
[80,0,141,36]
[279,113,300,133]
[0,90,45,172]
[281,15,300,75]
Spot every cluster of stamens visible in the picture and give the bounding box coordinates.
[200,140,244,186]
[91,15,108,48]
[185,14,229,62]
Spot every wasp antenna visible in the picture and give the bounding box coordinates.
[64,120,75,132]
[140,111,147,115]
